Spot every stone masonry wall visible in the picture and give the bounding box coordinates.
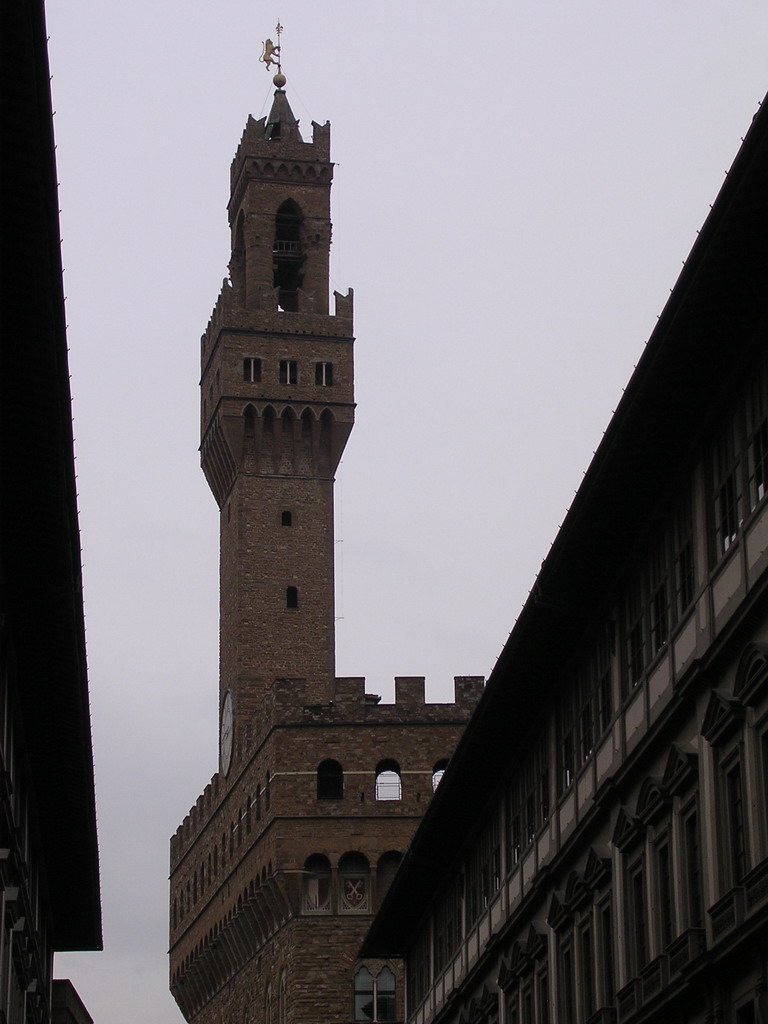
[169,679,484,1023]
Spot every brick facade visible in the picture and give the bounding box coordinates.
[169,81,482,1024]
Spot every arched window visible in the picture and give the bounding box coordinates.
[376,968,396,1022]
[353,966,397,1022]
[319,408,333,463]
[303,854,331,913]
[353,967,374,1022]
[339,852,370,913]
[375,760,402,801]
[281,510,292,526]
[432,759,449,791]
[243,404,256,438]
[231,210,245,292]
[263,405,275,440]
[273,199,303,310]
[317,759,344,800]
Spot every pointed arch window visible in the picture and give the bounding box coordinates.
[354,968,374,1022]
[273,200,303,311]
[375,967,396,1022]
[281,407,295,444]
[353,966,396,1023]
[320,408,333,449]
[262,405,275,438]
[231,210,246,293]
[243,405,256,439]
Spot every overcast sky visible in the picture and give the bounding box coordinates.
[44,3,768,1021]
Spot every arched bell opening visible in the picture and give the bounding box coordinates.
[273,199,304,311]
[230,210,246,293]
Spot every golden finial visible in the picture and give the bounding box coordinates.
[260,20,286,88]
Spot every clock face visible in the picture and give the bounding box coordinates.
[220,690,234,776]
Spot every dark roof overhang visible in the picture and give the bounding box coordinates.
[1,0,102,951]
[362,91,768,958]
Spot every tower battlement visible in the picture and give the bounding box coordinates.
[306,673,484,715]
[200,283,353,368]
[229,113,331,203]
[170,674,484,864]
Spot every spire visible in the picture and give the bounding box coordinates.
[265,85,301,142]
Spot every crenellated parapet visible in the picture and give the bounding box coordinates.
[229,114,331,214]
[200,288,354,370]
[237,675,485,750]
[332,674,484,716]
[171,776,221,866]
[170,674,483,867]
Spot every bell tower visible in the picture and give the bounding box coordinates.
[200,71,355,753]
[170,56,483,1024]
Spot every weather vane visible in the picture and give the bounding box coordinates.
[260,20,286,88]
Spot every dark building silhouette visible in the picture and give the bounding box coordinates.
[169,76,481,1024]
[363,92,768,1024]
[1,0,102,1021]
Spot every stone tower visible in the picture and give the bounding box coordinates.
[169,76,483,1024]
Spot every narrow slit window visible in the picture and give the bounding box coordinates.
[286,586,298,609]
[281,511,292,527]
